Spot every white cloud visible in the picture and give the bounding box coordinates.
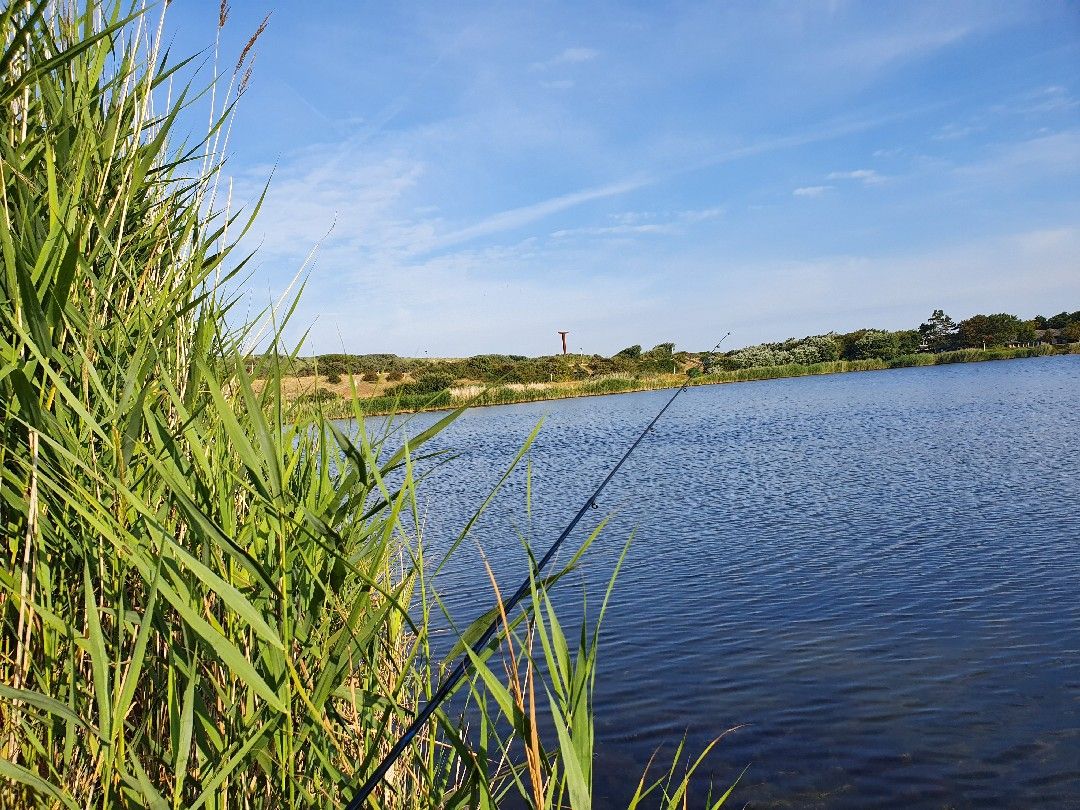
[953,129,1080,180]
[232,152,433,262]
[550,206,723,238]
[827,168,886,185]
[678,206,725,222]
[551,223,678,238]
[609,211,654,225]
[530,47,599,70]
[1005,85,1080,116]
[821,25,974,74]
[933,122,979,141]
[554,47,599,64]
[609,207,723,224]
[426,176,651,252]
[685,109,920,175]
[793,185,831,197]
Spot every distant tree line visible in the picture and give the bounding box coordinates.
[262,343,685,386]
[254,307,1078,388]
[712,308,1080,371]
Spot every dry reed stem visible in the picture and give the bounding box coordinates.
[480,554,547,807]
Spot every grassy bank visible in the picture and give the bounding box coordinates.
[313,344,1078,418]
[693,344,1076,383]
[2,5,733,808]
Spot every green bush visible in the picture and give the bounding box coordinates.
[851,329,899,362]
[360,390,452,413]
[392,372,454,395]
[296,388,339,403]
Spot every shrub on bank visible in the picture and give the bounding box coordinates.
[390,371,455,395]
[297,387,340,403]
[356,390,453,414]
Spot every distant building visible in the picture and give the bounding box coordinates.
[1034,329,1069,346]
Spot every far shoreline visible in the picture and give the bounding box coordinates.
[314,344,1079,419]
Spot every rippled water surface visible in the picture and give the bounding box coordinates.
[362,356,1080,808]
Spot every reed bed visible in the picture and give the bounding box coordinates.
[0,4,734,807]
[694,358,886,384]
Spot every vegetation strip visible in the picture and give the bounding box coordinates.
[304,344,1080,418]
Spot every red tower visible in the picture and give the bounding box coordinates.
[558,331,569,355]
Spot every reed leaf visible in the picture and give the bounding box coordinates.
[0,2,737,807]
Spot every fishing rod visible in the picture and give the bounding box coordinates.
[343,333,731,809]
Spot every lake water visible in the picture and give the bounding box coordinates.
[363,356,1080,807]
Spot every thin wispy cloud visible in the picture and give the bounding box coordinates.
[1007,85,1079,115]
[550,207,723,239]
[685,106,942,176]
[551,223,678,239]
[678,207,724,223]
[827,169,886,185]
[421,176,652,253]
[793,185,831,198]
[820,25,974,74]
[531,47,599,70]
[952,129,1080,180]
[934,123,979,141]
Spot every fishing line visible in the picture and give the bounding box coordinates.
[343,333,731,809]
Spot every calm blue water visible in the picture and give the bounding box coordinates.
[361,356,1080,808]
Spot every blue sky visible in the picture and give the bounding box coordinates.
[165,1,1080,356]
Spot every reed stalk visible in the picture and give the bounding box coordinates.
[0,4,736,806]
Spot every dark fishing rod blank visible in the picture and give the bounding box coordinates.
[343,334,730,809]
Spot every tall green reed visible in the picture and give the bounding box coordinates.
[0,3,736,807]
